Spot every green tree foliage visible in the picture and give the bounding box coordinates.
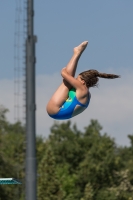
[48,120,133,199]
[78,124,122,190]
[36,136,47,165]
[37,143,63,200]
[0,106,133,200]
[49,121,83,170]
[81,183,94,200]
[0,106,25,200]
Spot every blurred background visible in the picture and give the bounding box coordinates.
[0,1,133,199]
[0,0,133,146]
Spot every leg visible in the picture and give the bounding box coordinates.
[65,41,88,77]
[46,41,88,115]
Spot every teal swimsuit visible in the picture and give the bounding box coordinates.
[49,88,91,120]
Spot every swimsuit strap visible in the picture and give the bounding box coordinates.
[75,95,90,108]
[69,88,91,108]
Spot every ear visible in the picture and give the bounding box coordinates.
[81,79,86,85]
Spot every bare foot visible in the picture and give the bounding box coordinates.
[74,41,88,55]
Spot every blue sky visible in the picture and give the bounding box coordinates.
[36,0,133,76]
[1,1,133,78]
[0,1,133,146]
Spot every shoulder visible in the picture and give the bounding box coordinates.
[76,87,89,99]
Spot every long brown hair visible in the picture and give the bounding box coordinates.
[79,69,120,88]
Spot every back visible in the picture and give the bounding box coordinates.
[49,88,91,120]
[69,88,91,117]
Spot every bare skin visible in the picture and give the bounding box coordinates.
[46,41,89,115]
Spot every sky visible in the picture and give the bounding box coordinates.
[0,0,133,146]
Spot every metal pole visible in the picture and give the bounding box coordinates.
[25,0,37,199]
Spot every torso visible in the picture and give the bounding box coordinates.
[69,88,91,117]
[71,87,89,105]
[48,88,91,120]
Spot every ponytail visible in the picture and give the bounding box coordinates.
[79,69,120,88]
[97,72,120,79]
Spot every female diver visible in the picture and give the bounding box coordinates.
[46,41,120,120]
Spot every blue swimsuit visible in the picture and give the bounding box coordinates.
[49,88,91,120]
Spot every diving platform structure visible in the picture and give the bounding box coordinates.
[0,178,22,185]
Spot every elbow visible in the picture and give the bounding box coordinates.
[61,69,64,76]
[61,68,66,77]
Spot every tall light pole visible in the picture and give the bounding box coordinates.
[25,0,37,199]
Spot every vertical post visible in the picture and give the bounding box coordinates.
[25,0,37,199]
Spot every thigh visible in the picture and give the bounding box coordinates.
[46,79,72,115]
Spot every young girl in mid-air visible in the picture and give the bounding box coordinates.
[46,41,120,120]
